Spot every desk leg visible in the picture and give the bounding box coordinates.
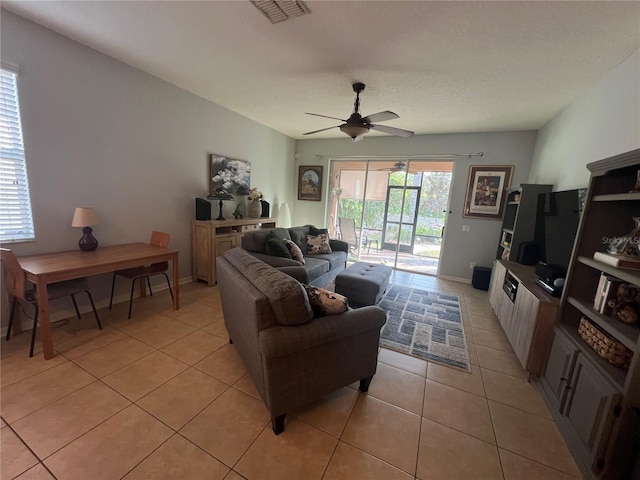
[172,253,180,310]
[35,279,54,359]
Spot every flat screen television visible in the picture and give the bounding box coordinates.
[534,188,585,294]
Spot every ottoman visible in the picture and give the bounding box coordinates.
[335,262,392,308]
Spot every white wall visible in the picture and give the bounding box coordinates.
[529,50,640,189]
[294,131,537,280]
[0,11,296,322]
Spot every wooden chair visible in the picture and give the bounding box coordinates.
[109,231,174,318]
[1,248,101,357]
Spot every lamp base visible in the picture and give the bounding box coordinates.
[216,199,226,221]
[79,226,98,252]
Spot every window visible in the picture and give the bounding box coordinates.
[0,66,34,243]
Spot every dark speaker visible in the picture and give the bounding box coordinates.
[472,266,492,291]
[261,200,270,218]
[195,198,211,221]
[517,242,541,266]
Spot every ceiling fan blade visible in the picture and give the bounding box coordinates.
[305,112,347,122]
[362,111,399,124]
[302,125,342,135]
[370,124,414,137]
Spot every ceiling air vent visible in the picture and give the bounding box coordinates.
[250,1,310,24]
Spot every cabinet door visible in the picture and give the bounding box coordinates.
[192,222,212,282]
[541,329,578,412]
[563,354,621,465]
[496,290,515,334]
[510,285,539,368]
[215,235,236,257]
[489,261,506,313]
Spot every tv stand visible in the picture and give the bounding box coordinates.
[488,260,560,376]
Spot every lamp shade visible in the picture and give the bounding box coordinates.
[340,124,369,139]
[207,191,234,201]
[71,207,99,227]
[279,202,291,228]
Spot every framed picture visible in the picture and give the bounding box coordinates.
[210,154,251,195]
[463,165,514,219]
[298,166,323,201]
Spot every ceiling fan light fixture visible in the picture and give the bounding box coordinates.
[340,124,369,140]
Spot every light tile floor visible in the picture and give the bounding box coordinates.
[1,273,583,480]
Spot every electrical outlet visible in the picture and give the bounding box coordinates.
[470,262,476,270]
[462,225,470,232]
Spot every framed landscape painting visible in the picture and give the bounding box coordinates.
[298,166,323,201]
[463,165,513,219]
[210,154,251,195]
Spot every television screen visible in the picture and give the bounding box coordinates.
[536,189,585,274]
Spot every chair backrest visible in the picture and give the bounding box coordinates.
[0,248,27,300]
[338,217,358,246]
[150,231,170,248]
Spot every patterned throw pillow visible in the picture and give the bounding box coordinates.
[303,284,348,317]
[283,238,305,264]
[306,233,332,254]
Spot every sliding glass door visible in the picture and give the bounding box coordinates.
[328,159,453,276]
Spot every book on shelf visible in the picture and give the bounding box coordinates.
[593,272,624,315]
[593,251,640,269]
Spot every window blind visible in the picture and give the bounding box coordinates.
[0,67,35,243]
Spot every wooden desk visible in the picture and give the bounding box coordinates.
[17,243,180,359]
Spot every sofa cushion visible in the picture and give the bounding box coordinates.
[242,228,291,253]
[284,239,305,264]
[302,285,348,317]
[288,226,309,254]
[306,233,332,254]
[224,248,313,325]
[302,257,330,279]
[265,231,292,259]
[305,250,346,271]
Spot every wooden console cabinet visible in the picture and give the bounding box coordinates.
[488,259,560,376]
[192,218,276,285]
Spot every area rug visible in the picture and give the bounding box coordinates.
[378,285,471,372]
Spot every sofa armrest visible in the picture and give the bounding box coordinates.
[329,239,349,253]
[259,306,386,358]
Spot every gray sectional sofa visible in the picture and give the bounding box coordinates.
[241,225,348,287]
[216,247,386,434]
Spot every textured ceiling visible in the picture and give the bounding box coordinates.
[3,1,639,140]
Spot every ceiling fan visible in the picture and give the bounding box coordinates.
[303,83,415,142]
[376,161,407,172]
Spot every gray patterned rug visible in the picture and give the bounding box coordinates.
[378,285,471,372]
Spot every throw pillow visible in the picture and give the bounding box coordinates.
[306,233,332,254]
[265,231,292,259]
[303,284,348,317]
[308,225,329,236]
[283,238,305,264]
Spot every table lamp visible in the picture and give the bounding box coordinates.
[72,207,99,252]
[207,191,234,220]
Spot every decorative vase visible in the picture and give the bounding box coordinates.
[248,199,262,218]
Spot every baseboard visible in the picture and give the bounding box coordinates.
[437,274,472,284]
[1,276,194,337]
